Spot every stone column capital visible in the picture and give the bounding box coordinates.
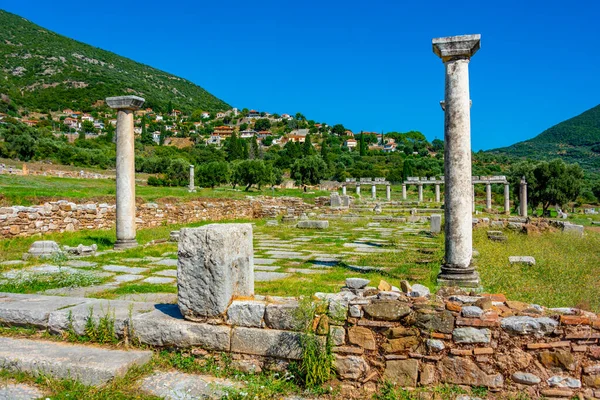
[106,95,145,110]
[432,34,481,63]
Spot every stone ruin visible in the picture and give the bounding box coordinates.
[63,243,97,256]
[22,240,62,260]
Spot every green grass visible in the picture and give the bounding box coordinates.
[0,271,103,294]
[0,173,330,206]
[475,227,600,310]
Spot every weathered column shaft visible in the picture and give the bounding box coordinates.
[486,183,492,211]
[371,185,376,199]
[402,184,407,200]
[189,165,195,192]
[342,185,347,196]
[433,34,481,287]
[356,184,361,196]
[418,184,423,202]
[504,184,510,214]
[520,178,528,217]
[386,185,391,201]
[435,184,441,203]
[115,109,136,247]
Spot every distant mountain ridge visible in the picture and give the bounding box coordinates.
[0,9,229,113]
[488,103,600,174]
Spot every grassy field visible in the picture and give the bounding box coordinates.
[0,174,332,206]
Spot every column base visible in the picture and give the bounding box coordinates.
[188,189,197,193]
[437,265,481,288]
[114,238,138,250]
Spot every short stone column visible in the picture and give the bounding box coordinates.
[402,184,407,200]
[178,223,254,319]
[106,95,145,249]
[520,177,528,217]
[371,184,376,199]
[188,165,196,193]
[342,185,347,196]
[485,183,492,212]
[386,184,391,201]
[356,183,361,196]
[418,184,423,202]
[504,184,510,214]
[430,214,442,234]
[435,184,441,203]
[433,34,481,287]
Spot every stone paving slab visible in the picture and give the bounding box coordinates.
[0,383,44,400]
[102,265,149,274]
[151,259,178,267]
[117,293,177,303]
[113,274,144,283]
[154,269,178,277]
[141,371,239,400]
[0,292,88,328]
[0,337,152,386]
[0,260,24,266]
[43,284,118,297]
[286,268,327,275]
[253,258,277,265]
[254,271,290,281]
[142,277,176,284]
[254,265,280,271]
[64,260,98,268]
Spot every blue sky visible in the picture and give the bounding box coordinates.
[3,0,599,150]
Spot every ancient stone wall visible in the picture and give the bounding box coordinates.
[0,197,321,238]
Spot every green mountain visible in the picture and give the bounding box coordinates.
[0,9,229,113]
[488,104,600,174]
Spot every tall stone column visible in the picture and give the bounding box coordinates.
[418,184,423,202]
[520,177,528,217]
[433,34,481,287]
[188,165,196,193]
[486,183,492,212]
[402,184,407,200]
[371,184,376,199]
[435,184,441,203]
[386,184,391,201]
[504,184,510,214]
[356,183,361,196]
[106,95,145,249]
[342,185,347,196]
[472,184,476,213]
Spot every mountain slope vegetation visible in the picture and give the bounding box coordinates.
[0,9,229,113]
[488,104,600,174]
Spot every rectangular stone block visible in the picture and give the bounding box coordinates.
[297,220,329,229]
[563,223,584,237]
[0,292,88,329]
[231,327,303,359]
[430,214,442,234]
[178,224,254,319]
[48,299,156,336]
[132,304,231,350]
[0,337,152,386]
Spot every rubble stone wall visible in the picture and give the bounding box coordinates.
[0,197,321,238]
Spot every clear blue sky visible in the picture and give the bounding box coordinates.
[3,0,599,150]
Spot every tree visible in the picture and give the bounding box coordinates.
[359,132,366,156]
[81,120,95,134]
[239,123,249,131]
[592,182,600,203]
[295,112,306,121]
[140,115,154,145]
[232,159,271,190]
[320,138,329,160]
[402,159,414,180]
[331,124,346,136]
[302,134,315,157]
[432,138,444,152]
[254,118,271,131]
[291,155,327,190]
[196,161,230,188]
[225,131,244,161]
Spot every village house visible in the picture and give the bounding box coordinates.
[155,115,164,122]
[213,125,234,137]
[240,129,257,139]
[81,114,94,122]
[152,132,161,144]
[280,113,293,120]
[93,122,105,130]
[207,134,222,146]
[232,108,238,116]
[201,112,210,119]
[170,110,182,117]
[61,108,74,115]
[344,138,357,149]
[289,128,309,137]
[63,117,80,130]
[247,110,260,119]
[383,142,397,152]
[257,130,271,139]
[216,112,226,119]
[286,134,306,143]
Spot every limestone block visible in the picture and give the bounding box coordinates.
[512,371,541,385]
[430,214,442,234]
[563,223,584,237]
[178,224,254,319]
[439,357,504,388]
[264,302,305,331]
[230,327,302,359]
[508,256,536,266]
[500,316,558,336]
[23,240,61,260]
[296,220,329,229]
[335,355,370,380]
[0,293,87,328]
[226,300,265,327]
[383,359,419,387]
[362,300,411,321]
[453,327,491,343]
[132,304,231,350]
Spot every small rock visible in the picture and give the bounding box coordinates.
[512,371,541,385]
[426,339,445,352]
[349,304,362,318]
[345,278,370,289]
[461,306,483,318]
[378,291,401,300]
[409,284,430,298]
[547,376,581,388]
[378,280,392,291]
[399,280,412,293]
[501,316,558,335]
[453,327,491,344]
